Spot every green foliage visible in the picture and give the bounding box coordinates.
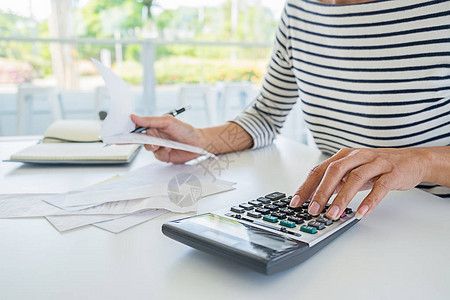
[125,44,141,62]
[0,0,278,84]
[79,0,146,37]
[153,56,268,85]
[114,60,143,85]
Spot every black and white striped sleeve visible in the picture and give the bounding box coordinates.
[232,5,300,149]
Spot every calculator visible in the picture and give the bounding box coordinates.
[162,192,358,274]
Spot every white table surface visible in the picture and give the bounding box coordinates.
[0,136,449,300]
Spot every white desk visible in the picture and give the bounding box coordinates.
[0,136,449,300]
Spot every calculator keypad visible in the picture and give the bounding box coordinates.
[224,192,356,245]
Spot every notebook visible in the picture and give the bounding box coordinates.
[42,120,103,143]
[7,120,140,164]
[8,143,140,164]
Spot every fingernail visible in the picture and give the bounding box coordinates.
[290,195,301,207]
[355,205,369,220]
[308,201,320,215]
[327,205,340,220]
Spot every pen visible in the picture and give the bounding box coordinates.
[130,105,192,133]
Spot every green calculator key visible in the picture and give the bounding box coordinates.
[280,219,296,228]
[300,225,317,234]
[263,215,278,223]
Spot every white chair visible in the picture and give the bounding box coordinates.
[217,81,255,122]
[16,83,62,135]
[177,84,217,125]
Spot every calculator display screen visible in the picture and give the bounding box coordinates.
[187,214,306,259]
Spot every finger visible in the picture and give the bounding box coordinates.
[144,144,160,152]
[326,157,391,220]
[355,174,392,219]
[146,128,162,138]
[308,149,376,216]
[131,114,174,129]
[154,147,172,163]
[290,149,352,208]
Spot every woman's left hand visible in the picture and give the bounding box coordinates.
[289,147,432,220]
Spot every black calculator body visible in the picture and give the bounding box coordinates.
[162,192,358,275]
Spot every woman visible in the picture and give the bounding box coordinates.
[131,0,450,220]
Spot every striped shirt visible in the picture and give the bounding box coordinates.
[233,0,450,197]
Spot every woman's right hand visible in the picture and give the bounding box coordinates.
[130,114,208,164]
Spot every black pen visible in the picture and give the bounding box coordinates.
[131,105,192,133]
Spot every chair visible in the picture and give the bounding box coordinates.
[16,83,62,135]
[177,84,217,125]
[217,81,255,122]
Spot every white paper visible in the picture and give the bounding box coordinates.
[0,162,236,219]
[0,193,174,218]
[46,214,127,232]
[91,58,135,137]
[44,162,235,211]
[93,209,168,233]
[45,183,233,214]
[62,183,167,207]
[91,58,215,158]
[102,133,216,159]
[0,194,64,218]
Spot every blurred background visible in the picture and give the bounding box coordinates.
[0,0,308,144]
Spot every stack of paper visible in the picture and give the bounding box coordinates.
[0,162,236,233]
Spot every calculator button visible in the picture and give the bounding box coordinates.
[231,206,245,213]
[345,208,353,214]
[297,213,312,220]
[265,192,286,201]
[239,203,254,211]
[280,197,291,204]
[280,219,296,228]
[302,203,309,209]
[300,225,317,234]
[271,212,287,219]
[273,201,287,208]
[316,217,332,226]
[289,206,302,212]
[308,221,325,230]
[279,207,294,215]
[257,197,270,204]
[288,216,304,224]
[247,211,262,218]
[264,204,278,211]
[255,207,270,215]
[248,200,262,207]
[263,215,279,223]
